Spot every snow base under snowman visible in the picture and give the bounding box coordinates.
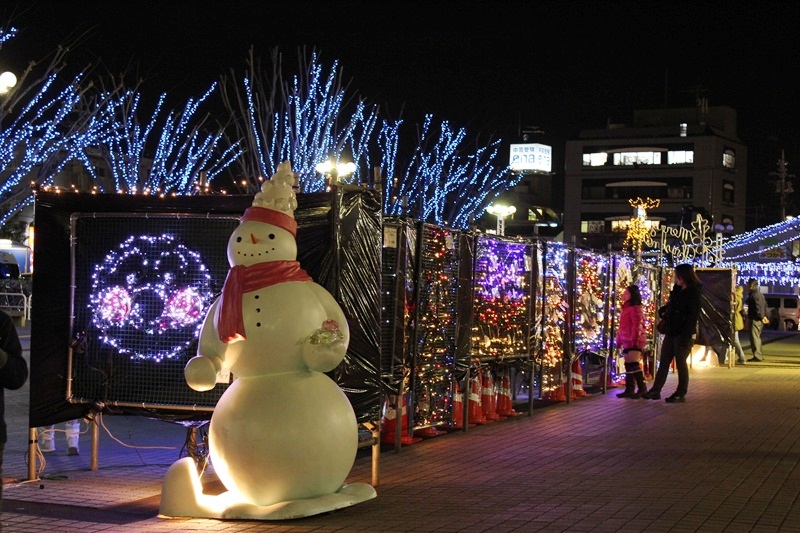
[159,456,376,520]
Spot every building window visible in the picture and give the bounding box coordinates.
[582,152,608,167]
[715,215,734,234]
[680,123,687,137]
[580,220,606,234]
[723,180,734,205]
[667,150,694,164]
[612,151,662,166]
[723,149,735,169]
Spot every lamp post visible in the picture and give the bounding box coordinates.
[485,204,516,236]
[315,159,356,190]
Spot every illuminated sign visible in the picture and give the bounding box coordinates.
[510,143,552,172]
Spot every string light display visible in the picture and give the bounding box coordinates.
[612,256,659,381]
[413,225,458,429]
[89,234,213,362]
[623,197,660,255]
[471,236,530,358]
[540,242,569,395]
[574,251,607,354]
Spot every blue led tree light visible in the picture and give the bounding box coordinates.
[0,24,108,225]
[89,234,214,362]
[223,51,382,192]
[384,115,518,229]
[224,50,514,230]
[0,25,17,46]
[88,85,243,195]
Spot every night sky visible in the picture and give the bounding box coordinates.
[2,1,799,221]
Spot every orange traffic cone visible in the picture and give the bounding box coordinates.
[450,381,475,429]
[496,367,522,417]
[571,359,586,399]
[482,368,501,421]
[467,372,487,425]
[381,394,422,445]
[543,373,567,401]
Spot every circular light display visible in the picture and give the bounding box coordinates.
[90,234,214,361]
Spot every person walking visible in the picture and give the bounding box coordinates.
[642,264,701,403]
[733,285,747,364]
[746,278,767,362]
[616,285,648,399]
[0,309,29,508]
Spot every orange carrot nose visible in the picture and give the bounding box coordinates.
[250,233,258,244]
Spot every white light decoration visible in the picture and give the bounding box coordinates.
[89,234,213,362]
[314,159,356,183]
[0,71,17,94]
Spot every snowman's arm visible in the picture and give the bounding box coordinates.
[309,283,350,343]
[301,283,349,372]
[185,298,227,392]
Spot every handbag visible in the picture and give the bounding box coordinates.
[656,304,669,334]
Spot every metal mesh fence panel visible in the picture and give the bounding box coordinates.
[70,213,239,410]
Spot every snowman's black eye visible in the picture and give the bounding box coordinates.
[236,236,242,243]
[269,234,275,240]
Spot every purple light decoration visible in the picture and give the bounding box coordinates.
[89,234,213,362]
[475,238,527,302]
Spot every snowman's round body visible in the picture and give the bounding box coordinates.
[208,280,357,505]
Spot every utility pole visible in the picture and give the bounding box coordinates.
[771,150,795,220]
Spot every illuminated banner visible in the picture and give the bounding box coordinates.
[510,143,552,172]
[759,246,787,260]
[646,214,724,265]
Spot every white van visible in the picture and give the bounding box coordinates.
[764,293,800,331]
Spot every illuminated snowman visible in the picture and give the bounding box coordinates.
[160,161,375,520]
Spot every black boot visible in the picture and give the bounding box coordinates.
[616,374,636,398]
[634,371,647,398]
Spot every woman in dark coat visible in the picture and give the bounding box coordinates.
[642,263,701,403]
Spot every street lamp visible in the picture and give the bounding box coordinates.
[485,203,516,236]
[315,159,356,189]
[0,71,17,94]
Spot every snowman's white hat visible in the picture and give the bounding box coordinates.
[251,160,298,218]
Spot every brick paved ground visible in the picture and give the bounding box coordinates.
[3,328,800,532]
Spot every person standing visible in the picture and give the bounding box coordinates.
[642,264,701,403]
[616,285,648,399]
[733,285,747,364]
[746,278,767,362]
[0,309,29,508]
[38,420,82,455]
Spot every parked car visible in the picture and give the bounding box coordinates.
[764,293,800,331]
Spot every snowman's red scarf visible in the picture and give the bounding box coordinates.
[217,260,311,343]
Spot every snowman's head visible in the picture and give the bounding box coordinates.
[228,207,298,266]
